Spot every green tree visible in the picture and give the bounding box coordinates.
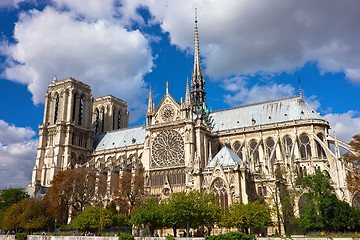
[299,171,353,231]
[72,206,114,232]
[131,197,163,236]
[0,188,29,211]
[2,198,48,233]
[230,200,273,234]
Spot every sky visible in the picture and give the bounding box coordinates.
[0,0,360,190]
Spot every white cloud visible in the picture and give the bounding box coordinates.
[324,111,360,142]
[222,77,295,106]
[0,120,35,145]
[1,7,153,122]
[0,120,37,189]
[123,0,360,83]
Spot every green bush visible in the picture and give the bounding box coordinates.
[205,231,255,240]
[166,235,174,240]
[119,234,134,240]
[15,233,28,240]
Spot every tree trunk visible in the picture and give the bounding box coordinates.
[173,228,177,237]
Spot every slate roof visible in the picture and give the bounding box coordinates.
[93,126,145,151]
[206,146,243,168]
[209,95,324,132]
[93,95,324,151]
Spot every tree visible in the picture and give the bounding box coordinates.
[299,171,354,231]
[130,197,163,236]
[227,200,273,234]
[162,190,220,237]
[72,206,114,232]
[1,198,48,233]
[0,188,29,211]
[112,162,146,217]
[44,168,106,224]
[343,134,360,194]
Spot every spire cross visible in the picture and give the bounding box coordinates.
[298,78,303,99]
[166,81,169,94]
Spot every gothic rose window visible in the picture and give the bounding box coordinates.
[151,130,185,168]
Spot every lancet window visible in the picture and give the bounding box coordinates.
[95,109,99,134]
[72,92,77,122]
[54,95,59,124]
[249,140,259,163]
[316,133,326,159]
[299,134,312,159]
[78,96,83,125]
[283,136,293,156]
[266,138,276,159]
[233,141,243,160]
[212,178,228,207]
[117,111,121,129]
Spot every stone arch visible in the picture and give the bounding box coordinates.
[315,133,326,159]
[77,154,85,165]
[282,135,293,157]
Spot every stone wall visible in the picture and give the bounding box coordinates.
[0,235,15,240]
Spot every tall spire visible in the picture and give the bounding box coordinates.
[191,8,206,118]
[298,78,303,99]
[147,86,154,114]
[185,77,191,105]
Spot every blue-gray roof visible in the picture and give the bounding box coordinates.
[93,126,145,151]
[206,146,242,168]
[209,95,324,132]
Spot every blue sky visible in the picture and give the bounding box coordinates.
[0,0,359,189]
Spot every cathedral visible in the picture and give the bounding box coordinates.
[30,15,356,233]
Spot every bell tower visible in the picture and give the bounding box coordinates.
[31,77,94,196]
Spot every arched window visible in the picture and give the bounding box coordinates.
[266,138,276,159]
[249,140,259,163]
[70,153,76,169]
[117,111,121,129]
[212,178,228,207]
[101,108,105,133]
[299,134,311,159]
[316,133,326,159]
[72,92,77,122]
[283,136,293,156]
[95,109,99,134]
[54,95,59,124]
[233,141,243,159]
[78,96,83,125]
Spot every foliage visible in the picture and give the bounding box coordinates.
[299,171,358,231]
[130,197,163,236]
[44,168,106,224]
[343,133,360,194]
[165,235,174,240]
[205,231,255,240]
[112,162,146,217]
[220,200,272,234]
[161,190,219,236]
[0,188,29,211]
[72,206,114,231]
[2,198,48,233]
[15,233,28,240]
[118,234,134,240]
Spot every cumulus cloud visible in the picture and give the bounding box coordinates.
[222,77,295,106]
[0,120,37,189]
[325,111,360,142]
[0,120,35,145]
[123,0,360,83]
[1,7,153,121]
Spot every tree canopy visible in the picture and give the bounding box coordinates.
[0,188,29,211]
[44,168,106,224]
[343,133,360,195]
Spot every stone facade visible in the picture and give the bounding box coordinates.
[29,16,356,234]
